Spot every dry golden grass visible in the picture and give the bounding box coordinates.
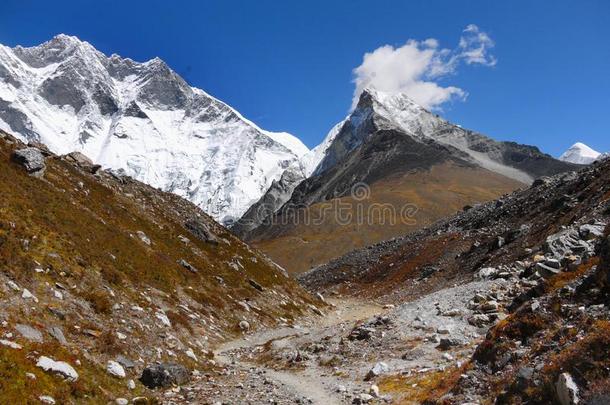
[379,366,466,404]
[254,164,523,274]
[0,131,314,402]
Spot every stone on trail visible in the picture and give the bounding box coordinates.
[365,361,390,381]
[139,362,190,388]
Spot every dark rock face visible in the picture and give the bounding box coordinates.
[232,166,306,238]
[137,60,191,109]
[139,363,190,389]
[92,84,119,116]
[39,68,87,112]
[123,101,148,119]
[11,147,46,174]
[0,100,39,140]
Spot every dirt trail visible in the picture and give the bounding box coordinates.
[211,297,386,404]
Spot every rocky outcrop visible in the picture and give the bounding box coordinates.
[11,147,45,174]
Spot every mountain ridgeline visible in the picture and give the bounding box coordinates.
[0,34,313,224]
[237,89,580,273]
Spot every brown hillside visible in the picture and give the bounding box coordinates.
[0,130,319,403]
[253,163,523,274]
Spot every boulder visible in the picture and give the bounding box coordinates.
[184,219,218,245]
[36,356,79,381]
[437,338,463,350]
[63,151,94,168]
[476,267,498,280]
[177,259,198,273]
[15,324,43,343]
[47,326,67,345]
[11,147,46,174]
[107,360,126,378]
[468,314,491,327]
[536,262,562,279]
[555,372,579,405]
[139,363,190,388]
[349,326,375,341]
[248,278,264,292]
[364,362,389,381]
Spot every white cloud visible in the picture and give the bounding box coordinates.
[351,24,496,110]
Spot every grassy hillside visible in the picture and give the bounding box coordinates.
[254,163,522,274]
[0,130,319,403]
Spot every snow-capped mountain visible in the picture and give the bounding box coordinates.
[0,34,308,223]
[237,88,580,272]
[559,142,601,165]
[236,88,579,238]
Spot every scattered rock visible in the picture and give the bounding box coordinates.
[36,356,79,381]
[21,288,39,302]
[107,360,126,378]
[139,363,190,388]
[15,324,43,343]
[365,362,389,381]
[177,259,199,273]
[0,339,22,349]
[136,231,151,245]
[155,311,171,327]
[238,320,250,331]
[43,326,66,346]
[437,338,462,350]
[248,279,264,292]
[116,355,135,369]
[38,396,56,404]
[6,280,20,291]
[356,393,374,403]
[185,349,197,361]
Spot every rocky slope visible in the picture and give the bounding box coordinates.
[289,157,610,404]
[238,89,579,274]
[172,157,609,404]
[0,34,309,224]
[0,129,321,404]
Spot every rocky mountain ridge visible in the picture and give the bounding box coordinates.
[237,88,579,273]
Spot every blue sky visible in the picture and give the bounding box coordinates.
[1,0,608,156]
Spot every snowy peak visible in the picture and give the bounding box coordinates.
[0,35,308,223]
[559,142,601,165]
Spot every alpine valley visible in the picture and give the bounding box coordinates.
[0,33,608,405]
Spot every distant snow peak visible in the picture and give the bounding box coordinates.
[559,142,601,165]
[0,35,308,223]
